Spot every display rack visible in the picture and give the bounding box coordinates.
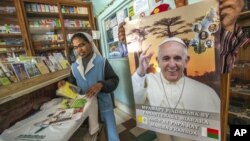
[0,68,70,104]
[0,0,27,60]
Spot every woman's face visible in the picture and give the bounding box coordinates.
[72,37,93,58]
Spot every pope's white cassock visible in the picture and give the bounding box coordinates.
[132,72,220,141]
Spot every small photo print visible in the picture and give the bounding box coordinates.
[199,31,209,40]
[12,63,29,81]
[192,23,202,33]
[208,23,218,33]
[205,39,213,48]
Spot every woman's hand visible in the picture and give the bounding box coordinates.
[86,82,103,98]
[57,80,66,88]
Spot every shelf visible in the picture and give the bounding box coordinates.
[65,27,90,31]
[65,27,91,34]
[239,11,250,20]
[231,88,250,96]
[0,44,23,48]
[0,33,22,38]
[229,111,250,120]
[0,68,70,104]
[34,46,65,52]
[30,26,62,34]
[27,11,59,18]
[62,13,89,19]
[0,50,25,54]
[0,13,17,17]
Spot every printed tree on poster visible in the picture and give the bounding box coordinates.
[148,16,192,38]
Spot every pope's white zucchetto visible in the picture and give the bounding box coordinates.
[159,37,187,48]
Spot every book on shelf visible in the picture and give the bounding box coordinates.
[0,66,11,86]
[24,61,41,78]
[58,60,69,69]
[11,63,29,81]
[45,5,50,13]
[42,56,56,72]
[56,81,80,99]
[48,55,63,71]
[53,52,69,69]
[35,57,50,74]
[0,62,18,83]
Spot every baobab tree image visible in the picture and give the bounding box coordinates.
[126,16,192,68]
[148,16,192,38]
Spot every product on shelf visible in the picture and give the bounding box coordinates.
[26,4,58,13]
[11,63,29,81]
[0,62,18,83]
[0,66,11,86]
[61,6,88,14]
[24,61,41,77]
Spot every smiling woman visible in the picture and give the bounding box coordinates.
[58,32,120,141]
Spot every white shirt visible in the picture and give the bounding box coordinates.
[132,72,220,113]
[132,72,220,141]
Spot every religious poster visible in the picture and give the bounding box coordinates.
[125,0,220,140]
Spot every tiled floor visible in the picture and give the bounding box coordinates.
[114,108,157,141]
[70,108,157,141]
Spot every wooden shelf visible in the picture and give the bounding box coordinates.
[0,33,22,38]
[65,27,91,34]
[0,13,17,17]
[239,11,250,20]
[1,1,14,7]
[231,89,250,96]
[30,26,62,34]
[34,46,65,52]
[0,68,70,104]
[27,11,59,18]
[62,13,89,19]
[229,111,250,120]
[0,44,23,48]
[65,27,90,31]
[0,50,25,54]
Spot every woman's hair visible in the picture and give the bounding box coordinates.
[70,33,90,44]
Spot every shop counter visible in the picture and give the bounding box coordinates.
[0,96,99,141]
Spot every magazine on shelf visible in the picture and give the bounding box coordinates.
[0,66,11,86]
[48,55,63,71]
[35,57,50,74]
[53,52,69,69]
[0,62,18,83]
[56,81,80,99]
[24,61,41,77]
[11,63,29,81]
[42,56,56,72]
